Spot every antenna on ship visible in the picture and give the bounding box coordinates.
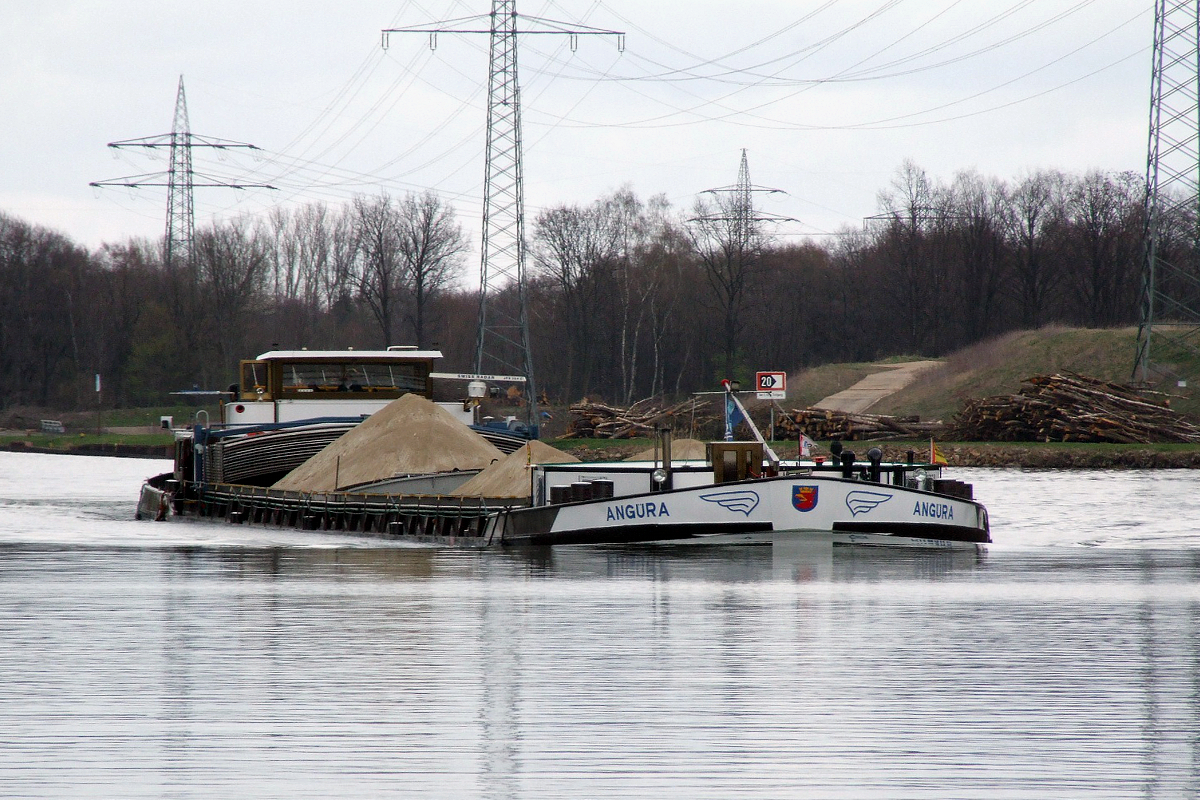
[382,3,624,431]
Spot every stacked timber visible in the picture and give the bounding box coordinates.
[564,397,715,439]
[952,373,1200,443]
[775,408,945,441]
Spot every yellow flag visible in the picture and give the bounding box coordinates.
[930,438,948,466]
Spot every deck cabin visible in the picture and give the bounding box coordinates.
[222,347,465,426]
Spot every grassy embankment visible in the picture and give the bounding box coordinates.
[8,326,1200,466]
[776,325,1200,466]
[0,404,215,457]
[866,325,1200,420]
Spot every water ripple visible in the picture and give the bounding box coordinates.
[1,453,1199,797]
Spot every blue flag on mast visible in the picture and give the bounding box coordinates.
[724,391,744,441]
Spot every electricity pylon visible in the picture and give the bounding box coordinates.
[690,150,794,379]
[1134,1,1200,384]
[383,2,623,429]
[91,76,275,271]
[692,149,794,242]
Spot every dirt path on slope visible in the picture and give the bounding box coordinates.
[812,361,941,414]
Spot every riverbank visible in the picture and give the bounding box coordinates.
[0,434,171,460]
[558,439,1200,469]
[880,442,1200,469]
[6,433,1200,468]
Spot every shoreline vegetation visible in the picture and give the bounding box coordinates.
[9,322,1200,469]
[560,439,1200,469]
[7,433,1200,469]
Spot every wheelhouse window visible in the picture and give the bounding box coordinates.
[241,361,268,395]
[277,361,429,396]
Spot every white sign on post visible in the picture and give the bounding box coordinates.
[756,371,786,400]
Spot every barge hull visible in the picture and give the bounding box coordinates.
[142,467,989,552]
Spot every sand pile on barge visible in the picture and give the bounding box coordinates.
[452,440,579,498]
[273,393,503,492]
[625,438,709,461]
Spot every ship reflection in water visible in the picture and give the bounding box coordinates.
[0,453,1199,798]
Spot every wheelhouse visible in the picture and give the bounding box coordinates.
[223,348,444,425]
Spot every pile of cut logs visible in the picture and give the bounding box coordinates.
[952,372,1200,443]
[564,397,716,439]
[774,408,946,441]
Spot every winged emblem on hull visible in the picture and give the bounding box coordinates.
[699,490,760,516]
[845,490,892,516]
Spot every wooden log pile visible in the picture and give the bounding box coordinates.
[564,397,717,439]
[774,407,946,441]
[951,372,1200,443]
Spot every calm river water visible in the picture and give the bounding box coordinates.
[1,451,1198,798]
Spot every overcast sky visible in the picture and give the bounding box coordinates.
[0,1,1153,254]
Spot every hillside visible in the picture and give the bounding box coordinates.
[793,326,1200,422]
[784,355,924,410]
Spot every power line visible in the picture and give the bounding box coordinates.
[382,2,623,429]
[90,76,276,271]
[517,1,1143,132]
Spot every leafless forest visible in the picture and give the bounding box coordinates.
[0,161,1155,410]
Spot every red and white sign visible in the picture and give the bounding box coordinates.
[756,371,786,400]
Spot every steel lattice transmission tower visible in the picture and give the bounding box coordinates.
[91,76,275,271]
[690,150,794,377]
[383,4,623,427]
[1134,1,1200,383]
[693,149,794,242]
[165,77,195,272]
[731,148,756,250]
[477,1,532,392]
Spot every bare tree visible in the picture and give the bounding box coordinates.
[327,206,359,312]
[951,169,1008,342]
[1063,171,1142,327]
[94,238,157,405]
[0,213,86,406]
[348,193,407,347]
[638,195,688,399]
[602,188,680,404]
[688,190,767,379]
[267,206,302,301]
[533,200,619,398]
[193,216,270,381]
[874,160,939,351]
[264,202,341,346]
[398,190,467,348]
[1006,170,1065,328]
